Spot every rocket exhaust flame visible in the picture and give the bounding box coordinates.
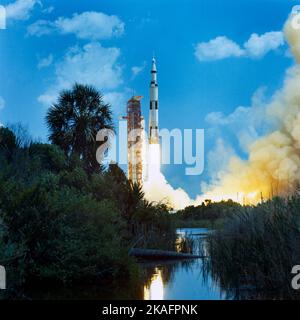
[143,143,192,210]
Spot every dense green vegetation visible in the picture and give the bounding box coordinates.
[206,197,300,299]
[173,199,242,228]
[0,84,172,298]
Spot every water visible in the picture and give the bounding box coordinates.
[140,228,227,300]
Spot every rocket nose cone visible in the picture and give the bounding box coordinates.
[151,58,157,72]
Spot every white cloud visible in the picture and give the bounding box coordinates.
[103,91,126,115]
[0,96,5,110]
[131,61,146,78]
[42,6,54,14]
[27,20,53,36]
[37,54,53,69]
[56,12,124,40]
[28,11,124,40]
[195,31,284,61]
[31,11,126,112]
[38,42,123,107]
[195,36,244,61]
[5,0,40,21]
[244,31,284,58]
[38,93,56,106]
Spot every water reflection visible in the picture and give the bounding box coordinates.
[144,268,164,300]
[140,228,226,300]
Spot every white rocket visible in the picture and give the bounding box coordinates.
[149,57,159,144]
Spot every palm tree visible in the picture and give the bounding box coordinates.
[46,83,114,173]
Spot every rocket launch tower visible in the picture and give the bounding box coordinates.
[124,96,144,185]
[149,58,159,144]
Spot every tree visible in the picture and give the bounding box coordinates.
[0,127,19,162]
[46,83,114,173]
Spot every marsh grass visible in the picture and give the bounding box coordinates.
[176,233,206,257]
[176,235,195,254]
[206,196,300,299]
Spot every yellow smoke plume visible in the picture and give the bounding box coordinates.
[196,15,300,205]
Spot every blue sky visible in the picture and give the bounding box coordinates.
[0,0,298,198]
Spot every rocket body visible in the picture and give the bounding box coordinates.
[149,58,159,144]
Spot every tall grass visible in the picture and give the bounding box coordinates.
[176,235,195,254]
[206,196,300,299]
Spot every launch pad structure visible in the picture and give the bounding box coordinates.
[123,96,144,185]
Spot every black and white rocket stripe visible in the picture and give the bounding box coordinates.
[149,58,159,144]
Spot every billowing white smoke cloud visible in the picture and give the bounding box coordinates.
[143,144,191,210]
[144,14,300,209]
[143,170,192,210]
